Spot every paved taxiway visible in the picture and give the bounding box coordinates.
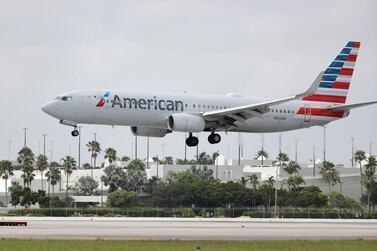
[0,217,376,240]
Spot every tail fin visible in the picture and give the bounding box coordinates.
[303,41,360,104]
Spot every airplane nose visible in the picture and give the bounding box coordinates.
[41,101,55,115]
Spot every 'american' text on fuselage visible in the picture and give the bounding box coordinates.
[111,95,184,111]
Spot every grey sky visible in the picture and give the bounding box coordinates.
[0,0,376,166]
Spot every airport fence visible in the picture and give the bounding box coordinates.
[1,207,376,219]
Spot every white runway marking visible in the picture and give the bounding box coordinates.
[0,217,376,240]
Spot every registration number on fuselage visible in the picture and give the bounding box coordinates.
[273,116,286,121]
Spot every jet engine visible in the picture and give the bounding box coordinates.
[167,113,206,132]
[131,126,170,137]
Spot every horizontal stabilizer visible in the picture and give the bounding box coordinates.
[328,100,377,112]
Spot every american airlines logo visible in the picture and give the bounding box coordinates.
[97,92,184,112]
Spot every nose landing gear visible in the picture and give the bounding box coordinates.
[186,133,199,147]
[208,132,221,144]
[71,128,79,137]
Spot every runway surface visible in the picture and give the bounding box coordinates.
[0,217,376,240]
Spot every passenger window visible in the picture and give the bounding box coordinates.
[279,109,282,113]
[193,104,196,108]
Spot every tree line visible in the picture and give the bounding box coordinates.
[0,142,376,212]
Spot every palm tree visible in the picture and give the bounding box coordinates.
[87,141,101,178]
[104,147,117,165]
[17,147,35,166]
[282,161,301,177]
[248,174,259,190]
[354,150,366,196]
[254,150,269,165]
[319,161,340,194]
[45,166,61,196]
[62,156,76,201]
[0,160,14,207]
[264,176,275,208]
[287,175,305,191]
[275,152,290,163]
[35,154,48,190]
[362,156,377,211]
[239,177,248,187]
[21,165,35,187]
[248,174,259,207]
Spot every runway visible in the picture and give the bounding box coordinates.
[0,217,376,240]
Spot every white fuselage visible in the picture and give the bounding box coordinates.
[42,89,343,133]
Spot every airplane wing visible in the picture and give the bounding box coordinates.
[202,72,323,127]
[328,100,377,112]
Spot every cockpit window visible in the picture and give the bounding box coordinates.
[56,96,72,101]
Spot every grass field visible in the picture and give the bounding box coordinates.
[0,240,376,251]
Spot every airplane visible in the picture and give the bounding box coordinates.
[42,41,377,147]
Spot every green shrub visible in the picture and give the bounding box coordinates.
[214,208,225,218]
[176,208,196,217]
[107,190,138,208]
[242,210,272,218]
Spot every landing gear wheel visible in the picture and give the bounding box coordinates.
[208,133,221,144]
[71,129,79,137]
[186,135,199,147]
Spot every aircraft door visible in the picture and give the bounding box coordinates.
[304,104,311,122]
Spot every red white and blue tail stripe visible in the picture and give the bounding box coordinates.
[303,41,360,104]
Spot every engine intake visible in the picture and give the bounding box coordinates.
[131,126,170,138]
[168,113,205,132]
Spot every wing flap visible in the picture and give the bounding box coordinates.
[203,71,323,118]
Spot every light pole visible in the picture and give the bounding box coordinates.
[274,133,282,217]
[323,126,327,162]
[8,140,12,161]
[184,133,187,162]
[78,126,81,169]
[196,133,199,164]
[313,145,316,177]
[294,139,298,163]
[22,128,28,147]
[161,143,165,160]
[261,134,265,166]
[238,133,241,166]
[350,137,355,168]
[43,134,47,157]
[50,140,54,162]
[131,143,134,160]
[215,150,219,179]
[146,136,150,167]
[369,142,372,157]
[156,155,159,178]
[135,135,138,160]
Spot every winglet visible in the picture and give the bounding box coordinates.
[296,71,324,98]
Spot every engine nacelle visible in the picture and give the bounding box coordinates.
[168,113,205,132]
[131,126,170,138]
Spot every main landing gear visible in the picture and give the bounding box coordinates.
[185,132,222,147]
[186,133,199,147]
[71,127,79,137]
[208,132,221,144]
